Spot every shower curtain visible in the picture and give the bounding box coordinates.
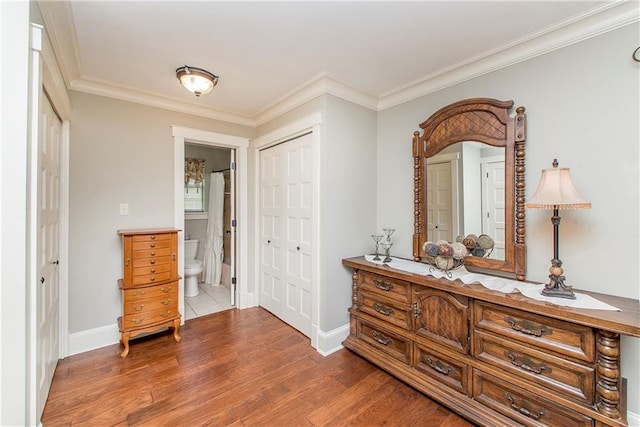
[203,172,225,286]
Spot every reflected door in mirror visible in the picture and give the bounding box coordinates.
[427,162,453,242]
[481,159,505,260]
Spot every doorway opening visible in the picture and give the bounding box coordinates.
[172,126,250,323]
[183,143,235,319]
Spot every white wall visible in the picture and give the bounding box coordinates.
[377,23,639,414]
[0,2,30,424]
[68,91,253,334]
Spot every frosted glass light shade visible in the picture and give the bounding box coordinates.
[525,163,591,210]
[176,66,219,97]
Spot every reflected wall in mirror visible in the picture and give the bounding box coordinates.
[413,98,527,280]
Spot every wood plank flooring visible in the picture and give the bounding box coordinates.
[42,307,475,427]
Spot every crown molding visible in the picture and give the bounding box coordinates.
[37,0,81,86]
[70,77,255,127]
[377,1,639,111]
[253,73,378,127]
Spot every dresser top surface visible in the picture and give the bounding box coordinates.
[117,227,181,236]
[343,256,640,338]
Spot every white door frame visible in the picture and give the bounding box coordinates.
[172,126,250,317]
[251,112,322,349]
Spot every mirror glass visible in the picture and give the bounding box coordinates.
[426,142,505,261]
[412,98,527,280]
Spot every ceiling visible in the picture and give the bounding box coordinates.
[40,1,630,126]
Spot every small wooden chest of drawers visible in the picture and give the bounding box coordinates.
[117,228,182,357]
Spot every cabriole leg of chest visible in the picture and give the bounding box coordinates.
[595,330,621,419]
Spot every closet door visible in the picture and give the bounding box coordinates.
[259,133,313,336]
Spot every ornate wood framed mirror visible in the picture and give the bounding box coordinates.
[412,98,527,280]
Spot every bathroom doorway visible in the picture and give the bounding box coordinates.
[183,143,236,319]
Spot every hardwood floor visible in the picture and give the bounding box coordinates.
[42,307,475,427]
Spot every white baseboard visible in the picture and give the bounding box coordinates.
[68,323,120,356]
[628,410,640,427]
[313,323,350,356]
[238,291,256,309]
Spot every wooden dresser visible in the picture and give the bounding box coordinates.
[117,228,182,357]
[343,256,640,427]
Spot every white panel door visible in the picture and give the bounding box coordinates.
[259,133,313,337]
[37,94,61,419]
[426,162,453,242]
[482,161,505,259]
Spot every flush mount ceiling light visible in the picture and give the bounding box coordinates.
[176,65,219,97]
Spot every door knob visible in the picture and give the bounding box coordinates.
[40,277,45,284]
[296,246,300,251]
[51,260,59,265]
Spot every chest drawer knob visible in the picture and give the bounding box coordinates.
[150,243,155,248]
[371,330,392,346]
[425,355,452,376]
[374,279,394,291]
[131,304,145,312]
[161,299,172,306]
[150,259,156,265]
[132,317,145,324]
[505,393,545,420]
[161,286,172,293]
[505,316,549,337]
[132,290,145,297]
[150,235,156,240]
[150,276,156,281]
[373,302,394,316]
[505,351,550,375]
[160,310,172,318]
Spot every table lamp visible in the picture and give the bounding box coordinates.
[525,159,591,299]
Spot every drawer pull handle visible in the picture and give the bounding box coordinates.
[505,316,548,337]
[371,330,392,346]
[125,258,130,267]
[160,310,172,318]
[505,351,549,375]
[373,279,394,292]
[132,318,145,324]
[131,304,145,311]
[132,290,146,296]
[505,393,545,420]
[161,299,172,306]
[161,287,172,293]
[373,302,394,316]
[425,356,452,376]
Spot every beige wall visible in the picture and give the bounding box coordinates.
[68,91,253,333]
[377,23,639,413]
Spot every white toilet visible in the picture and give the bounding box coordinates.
[184,239,204,297]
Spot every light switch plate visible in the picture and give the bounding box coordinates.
[119,203,129,216]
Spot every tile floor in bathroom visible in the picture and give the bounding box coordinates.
[184,283,234,320]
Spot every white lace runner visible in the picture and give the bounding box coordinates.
[363,255,619,311]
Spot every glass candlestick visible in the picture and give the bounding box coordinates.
[380,241,393,263]
[371,234,383,261]
[383,228,395,243]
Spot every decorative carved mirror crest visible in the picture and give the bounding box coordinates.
[412,98,527,280]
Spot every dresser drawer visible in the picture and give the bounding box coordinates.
[123,282,178,301]
[357,290,412,330]
[133,263,171,277]
[359,271,410,303]
[474,330,594,405]
[356,318,411,364]
[133,247,172,259]
[123,293,177,315]
[473,370,593,427]
[132,255,173,268]
[132,239,172,252]
[132,233,172,243]
[131,271,172,286]
[474,302,594,362]
[121,305,179,329]
[414,343,468,394]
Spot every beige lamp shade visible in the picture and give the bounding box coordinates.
[525,162,591,210]
[176,66,218,97]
